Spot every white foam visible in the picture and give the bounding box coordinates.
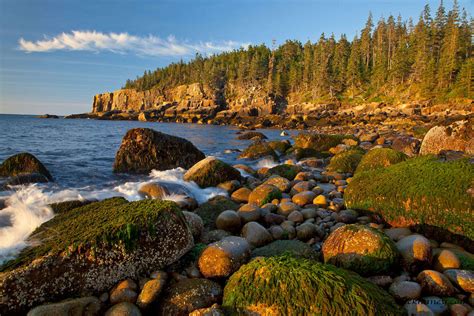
[0,167,228,264]
[254,157,279,169]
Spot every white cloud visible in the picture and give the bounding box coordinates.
[18,30,249,56]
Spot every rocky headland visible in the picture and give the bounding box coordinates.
[0,121,473,315]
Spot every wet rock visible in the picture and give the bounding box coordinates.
[291,181,315,194]
[138,182,170,199]
[158,278,222,316]
[389,281,422,301]
[27,297,101,316]
[231,187,251,203]
[217,180,240,193]
[366,275,393,288]
[264,175,291,192]
[238,141,277,160]
[336,209,358,223]
[0,152,52,181]
[136,273,168,309]
[198,236,251,278]
[313,195,327,208]
[113,128,205,173]
[105,302,142,316]
[184,157,241,188]
[417,270,457,296]
[241,222,273,247]
[396,234,432,273]
[215,210,241,233]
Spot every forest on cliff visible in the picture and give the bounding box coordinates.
[124,2,473,104]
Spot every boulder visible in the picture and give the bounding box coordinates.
[222,256,402,315]
[184,157,241,188]
[327,149,365,174]
[355,148,407,174]
[420,120,474,155]
[198,236,251,278]
[215,210,241,233]
[238,141,277,160]
[237,203,261,223]
[417,270,457,296]
[391,136,421,157]
[231,187,251,203]
[345,156,474,244]
[248,184,282,206]
[396,235,433,273]
[0,152,52,181]
[322,224,399,275]
[49,200,95,214]
[266,164,300,180]
[443,269,474,293]
[292,191,316,207]
[113,128,205,174]
[27,297,101,316]
[138,182,170,199]
[0,198,193,314]
[158,278,222,316]
[241,222,273,247]
[264,175,291,192]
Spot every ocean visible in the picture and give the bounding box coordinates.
[0,114,293,263]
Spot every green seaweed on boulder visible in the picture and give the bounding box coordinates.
[49,200,95,214]
[345,156,474,241]
[355,148,408,173]
[327,148,365,173]
[238,141,278,160]
[293,133,355,152]
[267,164,300,180]
[251,240,319,260]
[223,256,402,315]
[0,197,187,272]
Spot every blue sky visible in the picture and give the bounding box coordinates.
[0,0,471,115]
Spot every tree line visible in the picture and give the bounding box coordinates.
[124,1,472,104]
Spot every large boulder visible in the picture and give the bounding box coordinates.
[113,128,205,174]
[223,256,402,315]
[322,224,399,275]
[0,152,52,181]
[355,148,408,174]
[420,120,474,155]
[0,198,193,314]
[184,157,241,188]
[345,156,474,246]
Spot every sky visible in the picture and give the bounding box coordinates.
[0,0,471,115]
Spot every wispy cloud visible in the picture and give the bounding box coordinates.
[18,30,249,56]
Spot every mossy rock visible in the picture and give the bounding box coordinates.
[49,199,95,214]
[293,133,355,152]
[355,148,408,173]
[194,195,239,229]
[248,184,282,206]
[0,198,194,314]
[184,157,241,188]
[291,147,331,160]
[237,131,267,140]
[327,148,365,173]
[252,240,319,260]
[322,224,399,275]
[223,256,403,315]
[268,140,291,153]
[345,156,474,242]
[0,152,52,180]
[238,141,278,160]
[267,164,300,180]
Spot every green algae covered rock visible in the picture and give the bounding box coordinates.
[223,256,403,315]
[184,157,241,188]
[238,141,278,160]
[293,133,355,152]
[0,198,194,314]
[355,148,408,173]
[0,152,52,181]
[327,148,365,173]
[345,156,474,242]
[268,140,291,153]
[267,164,300,180]
[194,195,239,229]
[248,184,282,206]
[252,240,319,260]
[322,224,399,275]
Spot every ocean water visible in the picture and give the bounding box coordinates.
[0,114,293,263]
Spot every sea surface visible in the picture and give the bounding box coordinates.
[0,114,293,263]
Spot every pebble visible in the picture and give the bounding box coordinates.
[313,195,327,208]
[110,280,138,304]
[136,274,167,309]
[301,208,317,219]
[287,210,304,223]
[237,203,261,223]
[278,201,299,217]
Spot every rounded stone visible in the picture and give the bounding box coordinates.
[444,269,474,293]
[417,270,457,296]
[136,275,167,309]
[110,280,139,304]
[277,201,299,217]
[231,187,251,203]
[336,209,358,223]
[182,211,204,240]
[248,184,282,206]
[396,234,432,273]
[389,281,422,301]
[313,195,327,208]
[287,210,304,223]
[292,191,317,207]
[296,222,321,241]
[105,302,142,316]
[216,210,242,233]
[264,176,291,192]
[241,222,273,247]
[384,227,412,241]
[138,183,170,199]
[433,249,461,272]
[237,203,261,223]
